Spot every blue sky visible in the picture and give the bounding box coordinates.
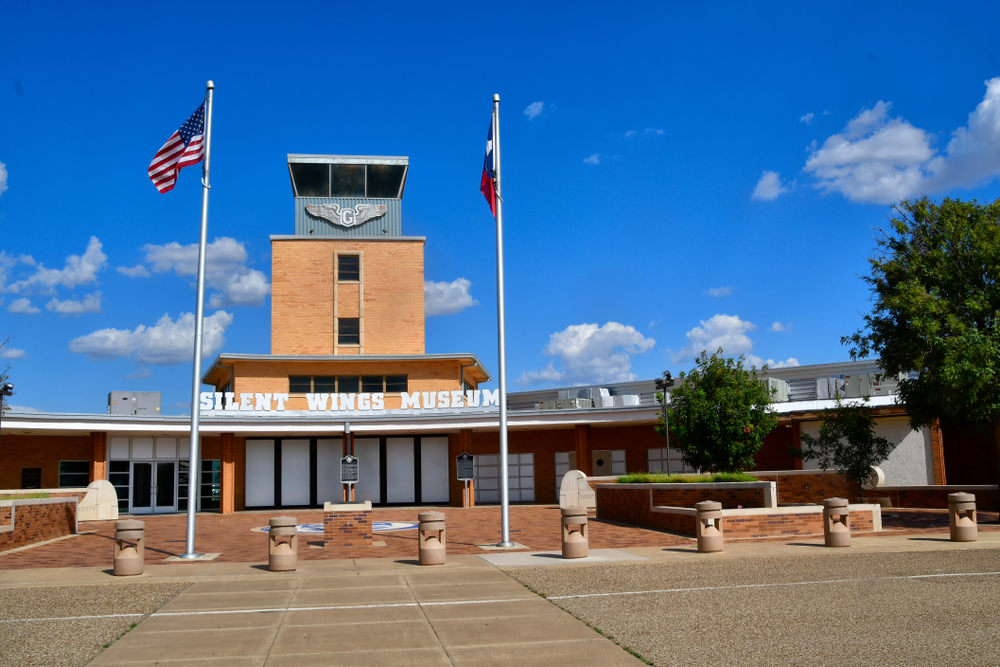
[4,1,1000,414]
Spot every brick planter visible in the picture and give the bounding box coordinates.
[323,501,373,548]
[0,498,78,551]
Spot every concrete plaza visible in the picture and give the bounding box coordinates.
[0,506,998,666]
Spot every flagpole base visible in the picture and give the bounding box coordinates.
[179,552,204,560]
[495,542,514,548]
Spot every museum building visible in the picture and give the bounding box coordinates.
[1,154,989,515]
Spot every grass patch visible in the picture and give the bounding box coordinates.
[615,471,758,484]
[0,492,50,499]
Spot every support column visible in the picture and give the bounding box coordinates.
[89,432,107,483]
[575,424,592,476]
[221,432,235,514]
[930,420,947,485]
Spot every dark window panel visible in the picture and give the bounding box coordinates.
[290,163,329,197]
[338,376,360,393]
[314,376,337,393]
[289,376,312,393]
[20,468,41,489]
[338,255,360,281]
[366,164,406,198]
[338,318,360,345]
[331,164,365,197]
[385,375,408,393]
[362,376,384,392]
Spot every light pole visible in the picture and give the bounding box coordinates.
[0,383,13,452]
[654,372,674,474]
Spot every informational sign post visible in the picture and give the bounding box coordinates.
[456,452,474,508]
[341,454,359,502]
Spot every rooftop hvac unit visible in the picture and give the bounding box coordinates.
[816,376,846,400]
[108,391,161,416]
[612,395,641,407]
[539,398,594,410]
[591,387,613,408]
[871,372,907,396]
[761,377,790,402]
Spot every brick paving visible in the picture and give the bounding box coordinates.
[0,505,996,570]
[0,505,691,569]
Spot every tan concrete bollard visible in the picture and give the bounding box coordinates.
[695,500,724,553]
[268,516,298,572]
[948,493,978,542]
[418,512,446,565]
[823,498,851,548]
[561,507,589,559]
[113,519,145,576]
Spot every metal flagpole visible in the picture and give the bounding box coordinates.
[492,94,513,547]
[182,80,214,559]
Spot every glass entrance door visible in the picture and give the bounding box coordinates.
[130,461,177,514]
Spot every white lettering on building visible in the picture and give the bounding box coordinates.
[200,388,501,413]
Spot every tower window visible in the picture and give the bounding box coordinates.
[338,318,360,345]
[338,255,360,281]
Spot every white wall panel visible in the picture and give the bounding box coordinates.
[316,438,342,504]
[420,437,450,503]
[281,439,310,506]
[386,437,415,503]
[353,438,381,504]
[245,440,275,507]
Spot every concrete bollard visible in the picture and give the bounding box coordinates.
[694,500,724,553]
[948,493,978,542]
[268,516,298,572]
[418,512,446,565]
[823,498,851,548]
[561,507,589,559]
[113,519,145,576]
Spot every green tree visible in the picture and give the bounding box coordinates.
[657,350,777,472]
[843,196,1000,482]
[800,398,893,502]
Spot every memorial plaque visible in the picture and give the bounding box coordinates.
[341,455,360,484]
[456,452,474,481]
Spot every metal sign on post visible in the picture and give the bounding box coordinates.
[341,454,359,502]
[457,452,474,508]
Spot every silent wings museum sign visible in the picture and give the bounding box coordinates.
[305,204,388,228]
[199,389,500,413]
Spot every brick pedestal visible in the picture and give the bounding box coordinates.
[323,501,373,548]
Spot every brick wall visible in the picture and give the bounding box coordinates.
[0,435,92,489]
[271,238,425,355]
[650,486,768,509]
[0,499,77,551]
[323,507,373,548]
[878,486,999,511]
[596,484,877,539]
[753,471,856,504]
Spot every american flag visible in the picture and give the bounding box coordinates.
[148,102,206,193]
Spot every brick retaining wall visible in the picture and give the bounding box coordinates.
[323,503,373,548]
[876,486,999,511]
[0,498,78,551]
[596,483,879,540]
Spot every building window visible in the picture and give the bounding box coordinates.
[59,461,90,488]
[338,318,360,345]
[179,460,221,511]
[338,255,360,281]
[21,468,42,489]
[288,375,407,393]
[109,461,130,513]
[385,375,408,393]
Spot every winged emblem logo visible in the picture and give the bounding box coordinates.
[305,204,389,228]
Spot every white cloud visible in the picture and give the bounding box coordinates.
[673,314,757,362]
[46,291,102,316]
[69,311,234,365]
[8,298,40,314]
[517,322,656,386]
[705,286,733,297]
[800,112,815,125]
[6,237,107,293]
[804,79,1000,204]
[140,237,270,307]
[752,171,789,201]
[583,153,601,165]
[769,321,786,332]
[7,405,40,413]
[424,278,479,316]
[0,160,7,196]
[117,264,151,278]
[124,367,152,379]
[645,128,665,135]
[749,356,800,369]
[625,130,636,137]
[0,346,25,359]
[524,102,544,120]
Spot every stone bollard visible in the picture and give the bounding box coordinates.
[268,516,298,572]
[418,512,446,565]
[113,519,145,576]
[561,507,589,559]
[948,493,978,542]
[823,498,851,548]
[694,500,724,553]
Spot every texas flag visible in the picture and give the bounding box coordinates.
[480,118,497,217]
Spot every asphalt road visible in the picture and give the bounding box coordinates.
[504,548,1000,666]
